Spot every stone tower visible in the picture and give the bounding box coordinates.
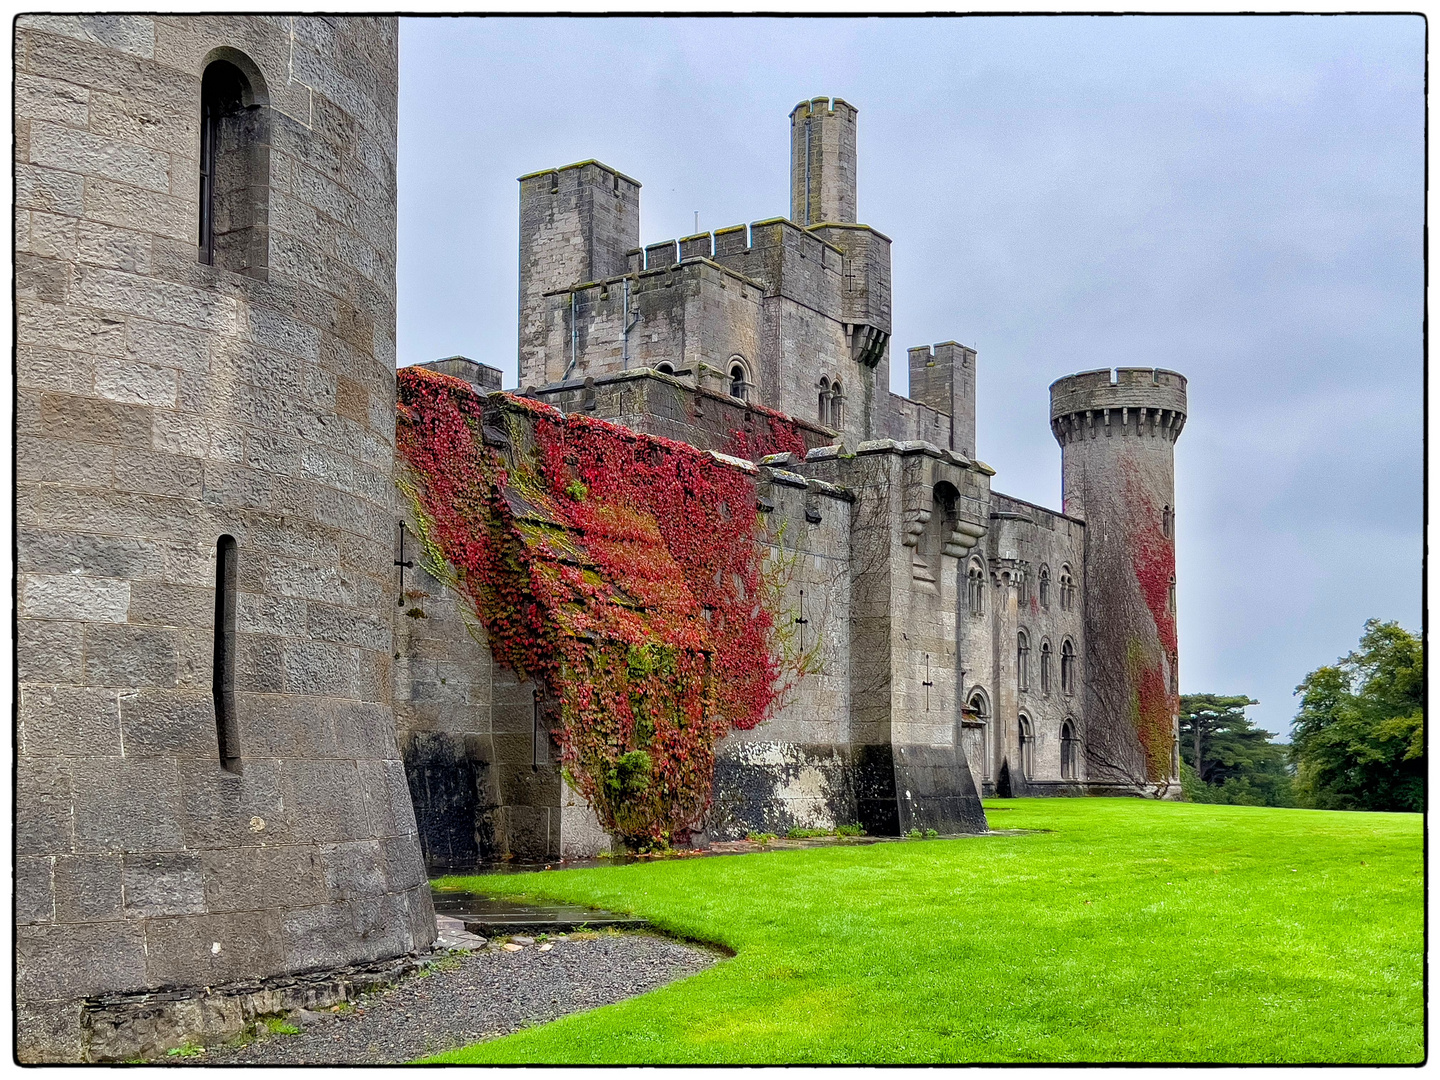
[1050,369,1187,789]
[517,160,641,387]
[790,96,857,226]
[15,15,433,1060]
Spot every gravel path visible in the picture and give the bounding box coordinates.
[199,933,719,1065]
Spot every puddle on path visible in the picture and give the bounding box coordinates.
[430,890,649,935]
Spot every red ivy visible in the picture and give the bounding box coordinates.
[1122,459,1179,780]
[396,367,780,848]
[721,403,811,461]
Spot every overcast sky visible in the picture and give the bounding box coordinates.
[396,15,1423,739]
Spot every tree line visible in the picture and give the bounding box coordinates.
[1179,619,1422,813]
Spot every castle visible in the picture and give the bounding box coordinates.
[14,15,1186,1061]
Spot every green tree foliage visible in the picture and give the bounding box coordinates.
[1178,693,1294,806]
[1290,620,1423,813]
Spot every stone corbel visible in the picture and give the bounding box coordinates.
[942,520,986,559]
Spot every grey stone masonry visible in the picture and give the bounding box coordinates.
[1050,368,1187,790]
[790,96,857,226]
[15,15,432,1062]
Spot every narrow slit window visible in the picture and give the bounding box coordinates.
[199,56,269,277]
[213,535,241,773]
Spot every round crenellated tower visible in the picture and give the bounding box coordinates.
[1049,368,1187,791]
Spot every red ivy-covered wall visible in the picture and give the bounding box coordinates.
[396,367,781,847]
[1123,462,1179,780]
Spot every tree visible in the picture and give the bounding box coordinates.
[1178,694,1294,807]
[1290,620,1423,813]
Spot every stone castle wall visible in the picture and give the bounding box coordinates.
[15,14,432,1060]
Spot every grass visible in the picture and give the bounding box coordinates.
[428,799,1422,1064]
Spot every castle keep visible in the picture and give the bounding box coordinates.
[14,15,1187,1060]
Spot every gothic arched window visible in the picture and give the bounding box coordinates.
[729,359,749,401]
[1019,714,1034,779]
[967,561,985,616]
[1061,638,1076,696]
[1040,639,1052,694]
[830,380,843,428]
[965,690,990,781]
[199,55,269,277]
[1059,565,1075,611]
[1060,720,1077,780]
[818,377,831,426]
[1017,630,1030,691]
[1039,565,1050,608]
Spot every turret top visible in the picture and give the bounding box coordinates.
[1049,367,1187,421]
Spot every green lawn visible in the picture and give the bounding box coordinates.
[429,799,1422,1064]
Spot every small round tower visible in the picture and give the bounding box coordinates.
[1050,368,1187,790]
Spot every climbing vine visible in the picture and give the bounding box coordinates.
[396,367,784,848]
[721,401,812,461]
[1122,461,1179,780]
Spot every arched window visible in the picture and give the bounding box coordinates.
[967,560,985,616]
[1167,575,1177,614]
[199,55,268,277]
[1162,505,1174,538]
[1060,720,1077,779]
[830,380,843,428]
[964,690,990,780]
[1061,638,1076,696]
[1039,565,1050,608]
[1059,565,1075,611]
[1040,640,1052,694]
[1017,573,1028,607]
[729,359,749,401]
[1017,630,1030,691]
[818,377,831,425]
[1169,652,1179,694]
[1019,714,1034,779]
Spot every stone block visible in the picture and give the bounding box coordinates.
[307,600,390,651]
[126,316,208,372]
[16,999,86,1064]
[236,593,306,636]
[17,14,156,59]
[15,71,89,126]
[177,759,292,849]
[234,634,287,694]
[72,757,183,852]
[76,218,152,274]
[28,120,171,193]
[280,901,363,974]
[143,909,286,990]
[37,390,153,447]
[18,527,166,579]
[320,840,387,902]
[86,87,197,159]
[126,580,212,629]
[16,618,85,683]
[119,688,216,758]
[19,684,121,757]
[81,176,192,243]
[16,921,149,1002]
[84,623,179,687]
[113,447,205,499]
[16,252,69,303]
[16,162,85,215]
[74,263,238,333]
[282,639,360,697]
[20,573,130,623]
[123,851,206,917]
[18,341,95,396]
[200,844,325,914]
[16,856,57,924]
[53,853,124,923]
[280,758,372,843]
[17,756,75,854]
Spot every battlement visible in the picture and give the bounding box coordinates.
[517,159,642,188]
[1049,367,1187,444]
[625,219,845,275]
[790,96,858,123]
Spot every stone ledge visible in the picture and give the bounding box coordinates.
[32,951,437,1063]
